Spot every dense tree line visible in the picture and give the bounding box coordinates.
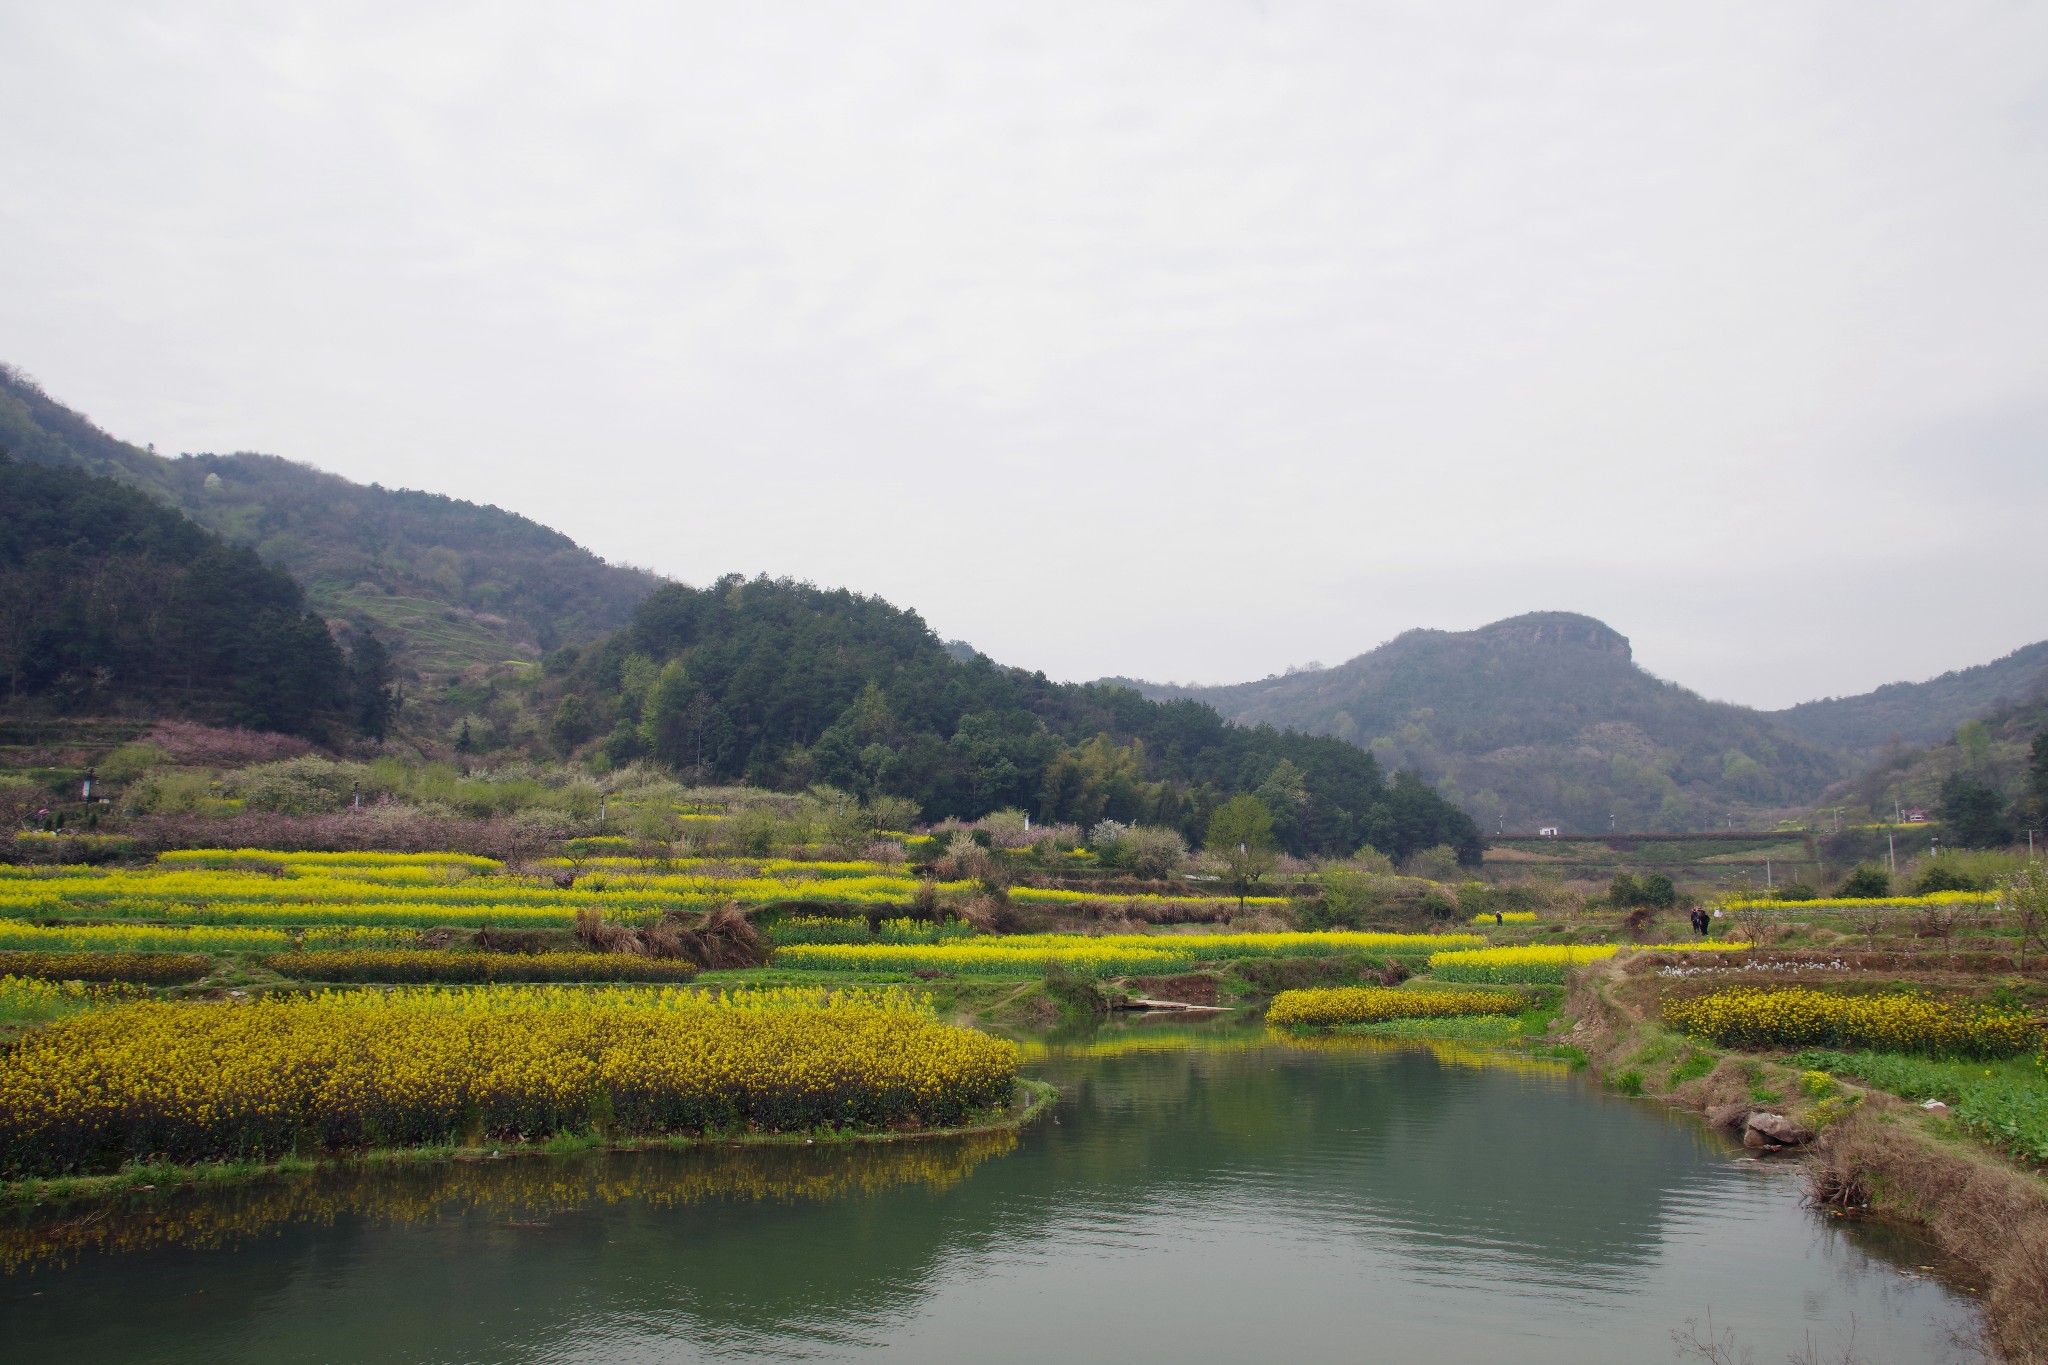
[1936,728,2048,849]
[0,454,385,738]
[548,576,1481,861]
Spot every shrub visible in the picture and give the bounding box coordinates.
[1086,820,1131,854]
[1403,845,1463,881]
[1611,873,1678,909]
[1837,866,1891,899]
[1915,862,1986,895]
[229,756,375,815]
[1120,826,1188,880]
[1302,868,1389,929]
[1042,960,1108,1015]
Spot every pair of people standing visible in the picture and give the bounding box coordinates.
[1687,906,1712,936]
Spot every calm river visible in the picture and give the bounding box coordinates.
[1,1022,1983,1363]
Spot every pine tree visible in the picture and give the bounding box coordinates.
[350,633,394,740]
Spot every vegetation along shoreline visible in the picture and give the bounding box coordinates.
[0,1075,1057,1209]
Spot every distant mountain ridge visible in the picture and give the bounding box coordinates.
[0,365,661,675]
[1108,611,1845,834]
[1773,639,2048,758]
[10,364,2037,838]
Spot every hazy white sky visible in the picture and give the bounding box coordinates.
[4,1,2045,709]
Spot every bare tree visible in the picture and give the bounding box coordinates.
[1848,902,1888,953]
[1915,898,1967,966]
[1672,1312,1755,1365]
[1674,1312,1870,1365]
[1787,1317,1868,1365]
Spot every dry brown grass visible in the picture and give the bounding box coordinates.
[1569,959,2048,1364]
[1812,1108,2048,1363]
[572,902,764,969]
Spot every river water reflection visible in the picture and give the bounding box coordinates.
[1,1020,1981,1363]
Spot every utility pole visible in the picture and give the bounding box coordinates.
[1887,831,1896,877]
[352,781,361,811]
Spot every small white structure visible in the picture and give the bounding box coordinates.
[1537,826,1560,838]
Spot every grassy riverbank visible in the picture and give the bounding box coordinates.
[1559,955,2048,1364]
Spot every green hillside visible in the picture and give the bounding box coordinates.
[522,575,1484,858]
[1112,612,1843,835]
[1819,693,2048,842]
[0,365,660,675]
[1774,639,2048,757]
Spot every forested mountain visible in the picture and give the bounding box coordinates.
[1774,639,2048,758]
[1109,612,1843,835]
[0,455,371,738]
[0,365,660,674]
[536,576,1482,861]
[1819,692,2048,843]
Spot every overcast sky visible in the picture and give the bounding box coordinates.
[4,2,2045,710]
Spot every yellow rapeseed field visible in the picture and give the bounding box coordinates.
[540,857,892,879]
[1664,987,2040,1059]
[0,864,953,923]
[156,850,505,872]
[1428,944,1619,983]
[773,930,1481,977]
[1720,891,1982,912]
[0,986,1018,1176]
[1266,986,1524,1027]
[261,950,699,984]
[1005,886,1287,909]
[0,922,415,952]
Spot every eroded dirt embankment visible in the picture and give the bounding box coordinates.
[1561,957,2048,1364]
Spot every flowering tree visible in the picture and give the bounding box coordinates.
[2001,864,2048,971]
